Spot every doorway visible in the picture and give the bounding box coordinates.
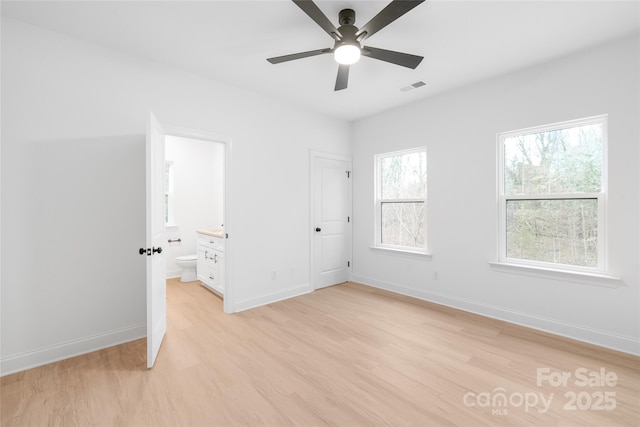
[146,114,233,368]
[164,135,224,280]
[163,125,233,314]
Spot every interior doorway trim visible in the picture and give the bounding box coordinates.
[164,124,234,314]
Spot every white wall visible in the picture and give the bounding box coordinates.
[164,135,224,278]
[0,18,351,374]
[352,35,640,355]
[2,15,636,377]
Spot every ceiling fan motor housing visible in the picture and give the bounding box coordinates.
[335,9,360,51]
[334,24,360,50]
[338,8,356,26]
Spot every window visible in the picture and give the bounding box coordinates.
[374,147,427,253]
[164,161,175,225]
[497,116,607,273]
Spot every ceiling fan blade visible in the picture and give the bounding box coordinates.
[267,48,331,64]
[335,64,349,91]
[292,0,342,40]
[356,0,425,42]
[362,46,423,69]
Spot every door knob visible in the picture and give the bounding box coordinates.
[153,246,163,254]
[315,227,321,232]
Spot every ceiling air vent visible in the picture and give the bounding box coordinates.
[400,81,426,92]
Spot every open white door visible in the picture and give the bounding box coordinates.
[146,112,167,368]
[312,153,351,289]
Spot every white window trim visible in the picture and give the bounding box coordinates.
[164,160,176,227]
[373,147,429,255]
[369,245,433,259]
[488,261,621,288]
[495,115,616,283]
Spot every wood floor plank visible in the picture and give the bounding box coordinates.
[2,279,638,426]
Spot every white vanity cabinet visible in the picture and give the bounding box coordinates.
[196,231,225,296]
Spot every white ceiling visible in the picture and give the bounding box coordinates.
[2,0,639,121]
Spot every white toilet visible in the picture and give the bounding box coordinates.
[175,254,197,282]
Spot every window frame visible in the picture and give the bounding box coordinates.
[164,160,176,226]
[496,115,608,275]
[374,147,428,254]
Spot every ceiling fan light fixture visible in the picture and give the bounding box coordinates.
[334,44,361,65]
[266,1,426,91]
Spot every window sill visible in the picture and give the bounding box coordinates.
[370,246,433,260]
[489,262,621,288]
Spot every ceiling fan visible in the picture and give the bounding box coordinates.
[267,0,425,91]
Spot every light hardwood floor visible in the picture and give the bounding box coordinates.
[2,279,639,426]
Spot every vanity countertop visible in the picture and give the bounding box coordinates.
[197,229,225,238]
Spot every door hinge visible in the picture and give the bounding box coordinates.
[347,216,350,223]
[346,171,351,178]
[348,261,350,267]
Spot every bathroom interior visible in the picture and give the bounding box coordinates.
[164,134,225,297]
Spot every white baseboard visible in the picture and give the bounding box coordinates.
[352,274,640,356]
[234,283,313,312]
[1,324,146,376]
[166,270,181,279]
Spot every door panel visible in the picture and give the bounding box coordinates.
[313,155,351,289]
[321,166,346,221]
[146,112,167,368]
[321,234,344,271]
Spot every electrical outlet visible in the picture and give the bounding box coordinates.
[290,266,296,276]
[271,271,277,280]
[433,272,439,280]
